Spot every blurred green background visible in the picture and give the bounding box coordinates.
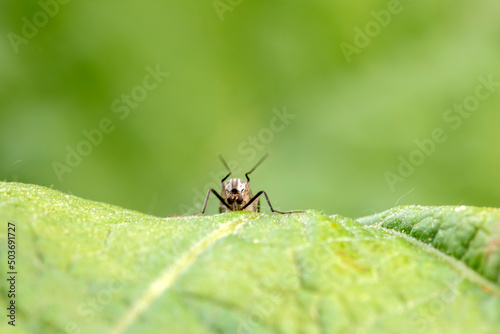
[1,0,499,218]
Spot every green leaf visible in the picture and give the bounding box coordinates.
[1,182,499,334]
[357,205,500,285]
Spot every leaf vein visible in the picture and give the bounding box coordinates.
[109,216,252,334]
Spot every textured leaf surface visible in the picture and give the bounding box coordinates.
[358,205,500,285]
[1,182,499,334]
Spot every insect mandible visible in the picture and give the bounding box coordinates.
[191,153,303,215]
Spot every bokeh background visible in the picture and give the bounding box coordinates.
[1,0,499,218]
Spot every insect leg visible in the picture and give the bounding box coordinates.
[193,189,230,215]
[241,190,304,214]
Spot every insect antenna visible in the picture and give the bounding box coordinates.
[218,154,232,183]
[245,153,270,182]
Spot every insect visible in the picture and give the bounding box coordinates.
[192,154,303,215]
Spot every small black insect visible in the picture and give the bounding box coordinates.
[191,154,303,215]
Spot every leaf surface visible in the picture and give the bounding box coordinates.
[0,182,499,334]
